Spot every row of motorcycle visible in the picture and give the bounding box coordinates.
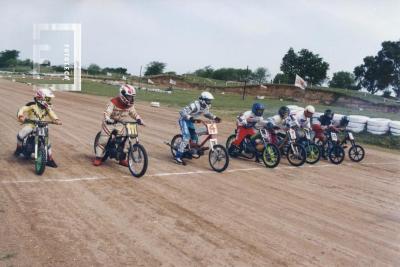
[225,121,365,169]
[20,118,365,177]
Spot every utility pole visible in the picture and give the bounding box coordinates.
[242,65,249,100]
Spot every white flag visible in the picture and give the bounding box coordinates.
[148,78,154,84]
[295,74,307,90]
[169,79,176,85]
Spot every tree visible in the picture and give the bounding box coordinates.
[211,68,252,81]
[329,71,357,89]
[87,64,101,75]
[251,67,270,84]
[280,47,329,85]
[193,65,214,78]
[378,40,400,98]
[0,50,20,68]
[354,56,392,95]
[144,61,166,76]
[273,73,291,84]
[280,48,299,83]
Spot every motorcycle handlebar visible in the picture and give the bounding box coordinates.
[24,119,55,125]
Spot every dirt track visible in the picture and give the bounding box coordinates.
[0,79,399,266]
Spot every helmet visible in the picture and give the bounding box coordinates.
[278,106,290,119]
[199,91,214,107]
[304,105,315,117]
[324,109,334,120]
[340,116,349,127]
[34,88,54,109]
[252,103,265,117]
[119,84,136,106]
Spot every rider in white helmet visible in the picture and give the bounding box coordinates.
[93,84,144,166]
[175,91,221,164]
[293,105,315,129]
[15,88,62,167]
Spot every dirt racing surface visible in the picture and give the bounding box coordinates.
[0,79,399,266]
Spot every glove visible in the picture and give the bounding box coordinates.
[189,117,196,123]
[137,118,144,125]
[18,116,25,123]
[105,118,115,125]
[214,117,221,123]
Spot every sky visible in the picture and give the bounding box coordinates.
[1,0,399,79]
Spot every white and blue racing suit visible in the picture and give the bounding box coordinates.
[177,100,216,158]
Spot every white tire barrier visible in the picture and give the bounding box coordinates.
[367,125,390,132]
[390,128,400,134]
[367,118,391,134]
[348,115,369,124]
[150,102,160,107]
[389,121,400,129]
[346,126,365,133]
[367,118,391,127]
[367,129,387,135]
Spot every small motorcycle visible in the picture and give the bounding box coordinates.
[20,119,56,175]
[341,130,365,162]
[297,128,321,164]
[94,120,148,178]
[317,127,345,165]
[275,124,307,167]
[226,127,280,168]
[167,119,229,172]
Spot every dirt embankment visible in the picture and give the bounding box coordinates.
[147,75,400,113]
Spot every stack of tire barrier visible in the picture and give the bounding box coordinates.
[287,105,304,115]
[347,115,369,133]
[389,121,400,136]
[367,118,391,135]
[332,114,344,127]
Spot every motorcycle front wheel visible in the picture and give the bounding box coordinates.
[128,143,148,178]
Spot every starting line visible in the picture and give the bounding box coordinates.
[1,162,398,185]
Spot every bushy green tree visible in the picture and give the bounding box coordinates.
[144,61,166,76]
[280,47,329,85]
[329,71,357,89]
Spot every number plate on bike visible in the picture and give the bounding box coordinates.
[127,123,138,137]
[207,123,218,135]
[348,132,354,140]
[37,127,46,136]
[260,129,269,139]
[289,129,296,140]
[331,132,338,141]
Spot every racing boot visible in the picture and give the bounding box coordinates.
[228,143,240,157]
[119,159,129,167]
[93,157,102,166]
[46,155,58,168]
[14,145,23,157]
